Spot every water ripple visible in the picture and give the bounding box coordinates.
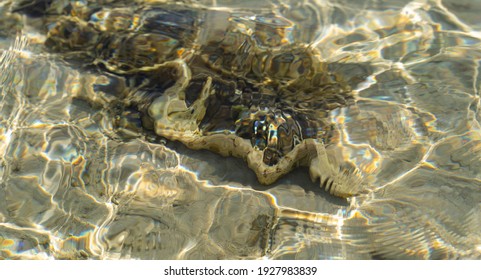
[1,0,481,259]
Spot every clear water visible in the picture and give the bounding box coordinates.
[0,0,481,259]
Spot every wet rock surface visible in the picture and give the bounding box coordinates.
[28,1,357,192]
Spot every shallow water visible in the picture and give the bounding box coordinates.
[0,0,481,259]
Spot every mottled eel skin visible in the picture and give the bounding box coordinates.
[13,0,363,197]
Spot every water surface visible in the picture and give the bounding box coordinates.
[0,0,481,259]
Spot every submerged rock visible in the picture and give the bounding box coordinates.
[12,0,363,197]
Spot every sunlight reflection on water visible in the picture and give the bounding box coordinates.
[0,0,481,259]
